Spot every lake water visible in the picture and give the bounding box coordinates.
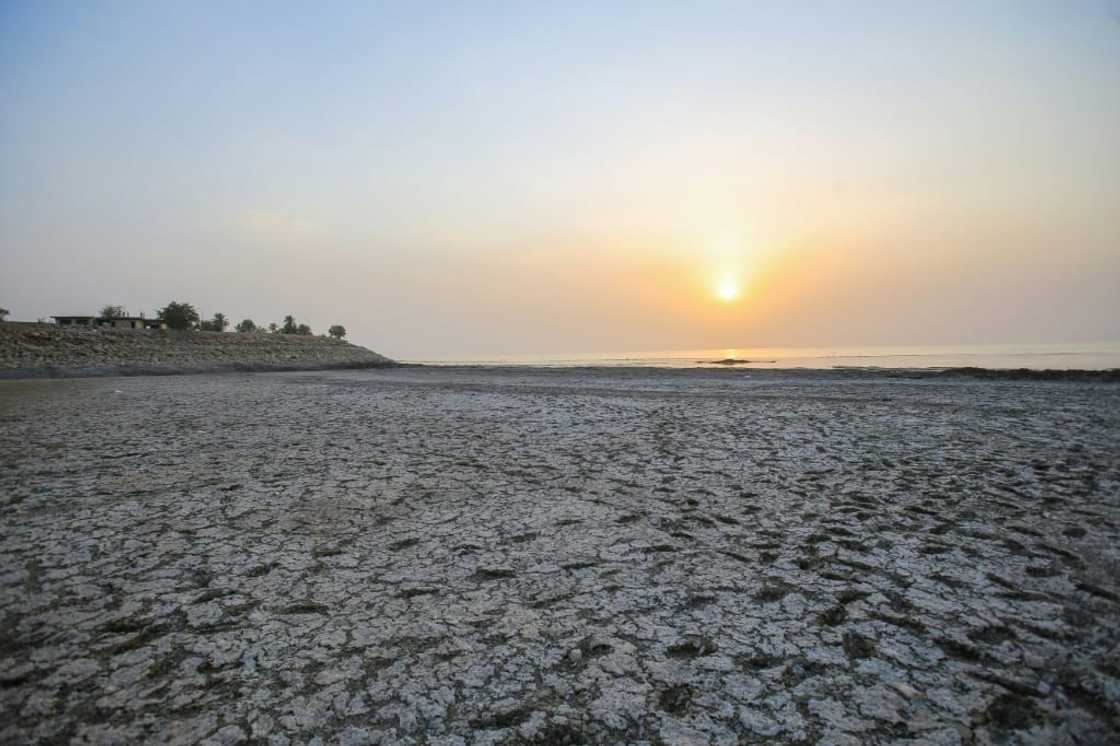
[408,342,1120,370]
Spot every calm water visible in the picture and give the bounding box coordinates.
[409,342,1120,370]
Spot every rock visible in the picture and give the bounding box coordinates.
[0,322,393,377]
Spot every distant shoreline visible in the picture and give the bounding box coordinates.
[400,364,1120,382]
[404,342,1120,371]
[3,360,1116,383]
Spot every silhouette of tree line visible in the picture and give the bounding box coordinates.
[162,303,345,339]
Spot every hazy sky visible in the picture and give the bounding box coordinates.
[2,2,1117,358]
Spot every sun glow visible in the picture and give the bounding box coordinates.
[716,276,740,302]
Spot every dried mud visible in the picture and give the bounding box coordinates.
[1,367,1118,745]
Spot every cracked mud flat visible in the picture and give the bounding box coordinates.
[1,367,1118,745]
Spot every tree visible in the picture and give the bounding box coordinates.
[99,305,127,319]
[328,324,346,339]
[268,322,278,334]
[281,315,298,334]
[0,308,8,322]
[157,302,200,331]
[199,313,229,332]
[296,323,312,335]
[235,319,257,333]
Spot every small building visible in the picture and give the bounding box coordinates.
[108,316,167,330]
[52,315,168,330]
[52,316,98,327]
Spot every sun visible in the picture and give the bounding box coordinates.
[715,276,740,302]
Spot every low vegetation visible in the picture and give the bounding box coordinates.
[198,312,228,332]
[151,302,344,339]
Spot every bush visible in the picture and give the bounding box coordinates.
[328,325,346,339]
[158,302,200,330]
[235,319,257,333]
[198,313,229,332]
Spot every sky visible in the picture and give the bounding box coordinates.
[1,1,1118,358]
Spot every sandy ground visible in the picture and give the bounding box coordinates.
[1,367,1118,745]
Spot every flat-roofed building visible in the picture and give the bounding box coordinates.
[108,317,145,329]
[51,315,98,327]
[52,315,168,330]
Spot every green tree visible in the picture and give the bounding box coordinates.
[157,302,200,330]
[328,324,346,339]
[296,323,312,335]
[0,307,9,322]
[268,322,278,334]
[235,318,257,333]
[281,315,298,334]
[99,305,127,319]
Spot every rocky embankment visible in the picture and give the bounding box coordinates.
[0,322,394,377]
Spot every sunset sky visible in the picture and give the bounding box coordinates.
[2,2,1118,358]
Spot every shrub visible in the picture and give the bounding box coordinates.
[198,313,229,332]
